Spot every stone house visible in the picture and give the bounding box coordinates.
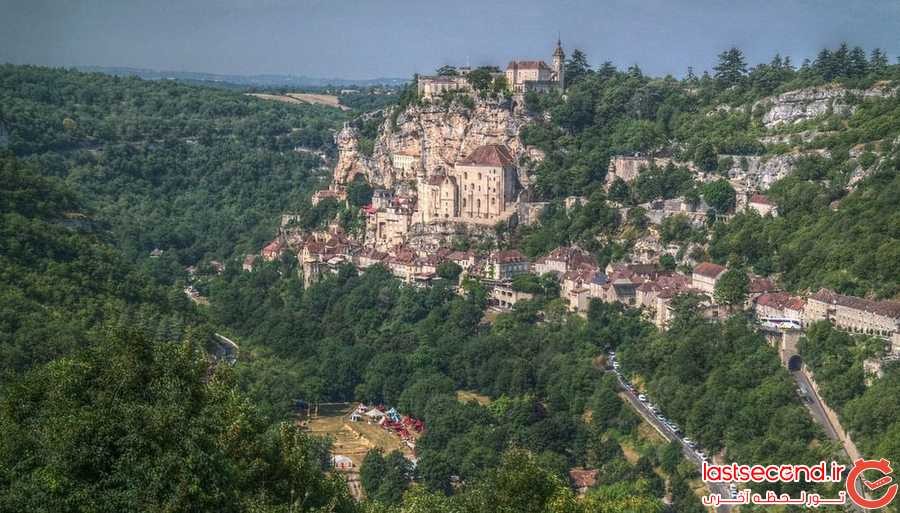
[505,40,565,93]
[261,239,285,261]
[754,292,805,325]
[489,283,535,310]
[453,144,520,222]
[691,262,727,295]
[447,250,477,271]
[747,194,778,216]
[486,249,529,281]
[804,289,900,349]
[533,246,595,277]
[416,75,472,99]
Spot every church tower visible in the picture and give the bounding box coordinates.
[553,38,565,90]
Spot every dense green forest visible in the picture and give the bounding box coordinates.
[1,65,347,272]
[798,323,900,487]
[0,154,356,512]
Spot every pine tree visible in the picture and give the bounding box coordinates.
[870,48,888,71]
[848,46,869,78]
[713,47,747,88]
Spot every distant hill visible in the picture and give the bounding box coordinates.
[76,65,408,89]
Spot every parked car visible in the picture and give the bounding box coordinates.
[638,394,647,402]
[683,438,696,448]
[729,483,738,499]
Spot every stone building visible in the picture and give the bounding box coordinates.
[747,194,778,216]
[506,39,566,93]
[454,144,520,221]
[533,246,595,276]
[486,249,529,280]
[419,172,459,222]
[804,289,900,349]
[391,150,421,173]
[691,262,727,295]
[373,209,411,249]
[416,75,472,99]
[489,283,535,310]
[754,292,805,325]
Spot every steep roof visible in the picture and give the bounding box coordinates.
[507,60,552,71]
[756,292,805,311]
[749,194,775,206]
[457,144,515,167]
[490,249,527,264]
[693,262,727,279]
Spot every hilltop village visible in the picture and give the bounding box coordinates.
[246,44,900,367]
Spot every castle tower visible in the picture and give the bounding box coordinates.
[553,38,565,89]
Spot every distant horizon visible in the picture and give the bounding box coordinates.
[2,1,899,80]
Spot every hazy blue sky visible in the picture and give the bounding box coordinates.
[2,0,898,79]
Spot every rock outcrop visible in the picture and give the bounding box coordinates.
[332,125,372,185]
[719,150,830,190]
[756,83,896,129]
[332,98,535,189]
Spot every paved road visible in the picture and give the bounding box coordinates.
[792,369,866,512]
[608,361,733,512]
[792,370,838,439]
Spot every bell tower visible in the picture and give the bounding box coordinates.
[553,37,565,89]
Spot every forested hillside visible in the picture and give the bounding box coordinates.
[515,44,900,298]
[1,40,899,512]
[0,65,347,271]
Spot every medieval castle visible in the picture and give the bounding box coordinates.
[417,39,566,99]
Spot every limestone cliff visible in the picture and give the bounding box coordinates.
[756,82,896,129]
[333,98,537,190]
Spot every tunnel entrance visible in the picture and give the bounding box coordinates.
[788,354,803,371]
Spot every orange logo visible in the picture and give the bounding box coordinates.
[846,459,898,509]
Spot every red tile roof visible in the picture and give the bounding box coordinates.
[810,289,900,319]
[457,144,515,167]
[693,262,727,279]
[490,249,527,264]
[749,194,775,206]
[756,292,805,311]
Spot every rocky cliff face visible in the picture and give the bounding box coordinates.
[333,98,537,189]
[720,150,830,190]
[756,83,896,129]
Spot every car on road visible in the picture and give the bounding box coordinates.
[638,394,647,402]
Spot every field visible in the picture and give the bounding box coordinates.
[456,390,492,406]
[247,92,350,110]
[301,403,415,467]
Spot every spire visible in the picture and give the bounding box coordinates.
[553,35,565,58]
